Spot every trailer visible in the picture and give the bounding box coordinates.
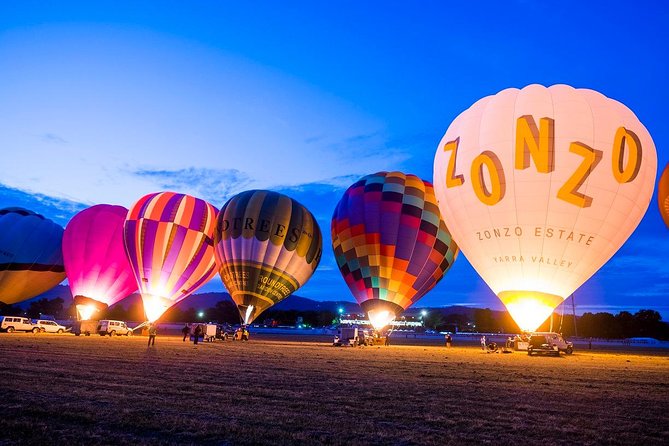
[190,323,218,342]
[333,327,381,346]
[72,320,100,336]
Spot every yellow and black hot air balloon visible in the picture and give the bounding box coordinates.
[214,190,322,325]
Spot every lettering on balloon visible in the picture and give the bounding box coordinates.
[492,255,574,269]
[219,217,315,244]
[442,118,643,208]
[257,275,292,298]
[476,225,595,246]
[221,270,248,288]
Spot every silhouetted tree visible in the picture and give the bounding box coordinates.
[424,312,444,330]
[474,308,497,332]
[615,311,635,338]
[633,310,663,337]
[0,302,22,316]
[27,298,65,319]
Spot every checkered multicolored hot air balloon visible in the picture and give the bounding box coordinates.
[214,190,322,325]
[63,205,137,320]
[123,192,218,322]
[0,208,66,305]
[331,172,459,330]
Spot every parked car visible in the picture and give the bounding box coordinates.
[33,319,67,333]
[1,316,38,333]
[98,320,133,336]
[527,332,574,356]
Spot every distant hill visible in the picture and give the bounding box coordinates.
[12,285,487,317]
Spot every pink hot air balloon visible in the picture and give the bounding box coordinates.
[63,205,138,320]
[123,192,218,322]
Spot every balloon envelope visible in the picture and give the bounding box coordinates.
[658,163,669,229]
[331,172,459,330]
[433,84,656,331]
[63,204,137,320]
[0,207,66,304]
[214,190,322,324]
[124,192,218,322]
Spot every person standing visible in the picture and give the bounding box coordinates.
[147,323,157,347]
[193,324,202,345]
[446,334,452,348]
[480,335,486,351]
[182,323,190,342]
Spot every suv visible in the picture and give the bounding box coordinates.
[1,316,38,333]
[98,320,133,336]
[34,319,67,334]
[527,332,574,356]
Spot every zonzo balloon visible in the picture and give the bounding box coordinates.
[433,84,656,332]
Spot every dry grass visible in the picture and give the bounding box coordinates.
[0,333,668,445]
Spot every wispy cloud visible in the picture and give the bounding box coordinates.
[40,133,67,144]
[134,167,253,205]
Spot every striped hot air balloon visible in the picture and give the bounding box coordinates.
[331,172,459,330]
[123,192,218,322]
[63,204,137,320]
[214,190,322,325]
[0,207,66,305]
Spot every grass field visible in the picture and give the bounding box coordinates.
[0,333,668,445]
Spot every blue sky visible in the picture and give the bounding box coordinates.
[1,1,668,318]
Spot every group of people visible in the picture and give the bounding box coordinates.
[234,327,250,341]
[147,323,241,346]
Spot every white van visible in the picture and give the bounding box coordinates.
[34,319,67,334]
[1,316,38,333]
[98,320,133,336]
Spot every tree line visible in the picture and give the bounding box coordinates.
[1,298,667,340]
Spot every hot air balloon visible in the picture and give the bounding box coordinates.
[433,84,657,332]
[0,207,66,304]
[123,192,218,322]
[62,204,137,320]
[658,163,669,228]
[331,172,459,330]
[214,190,322,325]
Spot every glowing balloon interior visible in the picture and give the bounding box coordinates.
[124,192,218,322]
[214,190,322,325]
[433,84,657,332]
[0,207,66,304]
[332,172,459,330]
[63,204,137,320]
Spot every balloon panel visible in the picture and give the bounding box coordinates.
[331,172,458,316]
[63,204,137,309]
[124,192,218,321]
[433,84,657,331]
[214,190,322,324]
[658,163,669,229]
[0,208,66,304]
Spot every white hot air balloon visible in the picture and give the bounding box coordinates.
[433,84,656,332]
